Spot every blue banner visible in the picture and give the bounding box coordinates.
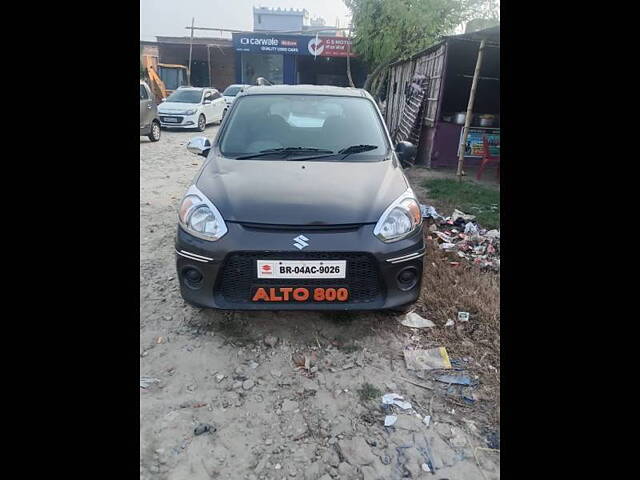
[233,33,306,55]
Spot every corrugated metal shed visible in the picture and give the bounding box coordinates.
[384,26,500,167]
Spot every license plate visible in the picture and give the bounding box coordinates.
[164,117,179,123]
[251,286,349,303]
[257,260,346,279]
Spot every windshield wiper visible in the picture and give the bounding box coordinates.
[235,147,334,160]
[337,144,379,160]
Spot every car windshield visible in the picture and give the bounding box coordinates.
[223,86,243,96]
[219,95,389,161]
[165,90,202,103]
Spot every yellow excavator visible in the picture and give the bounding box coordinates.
[142,55,188,102]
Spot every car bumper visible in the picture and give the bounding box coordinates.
[159,113,199,128]
[175,222,425,311]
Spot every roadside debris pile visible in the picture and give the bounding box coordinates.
[421,205,500,271]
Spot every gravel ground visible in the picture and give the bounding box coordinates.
[140,127,500,480]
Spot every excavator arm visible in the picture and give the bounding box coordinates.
[143,55,167,102]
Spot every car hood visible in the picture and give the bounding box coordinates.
[195,154,408,225]
[158,102,199,113]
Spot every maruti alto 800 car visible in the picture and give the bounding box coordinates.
[175,85,424,311]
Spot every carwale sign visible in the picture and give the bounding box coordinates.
[232,33,354,57]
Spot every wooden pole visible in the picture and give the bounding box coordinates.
[207,44,211,87]
[346,27,355,88]
[187,17,195,86]
[456,39,486,180]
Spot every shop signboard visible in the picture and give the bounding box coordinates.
[232,33,354,57]
[458,128,500,157]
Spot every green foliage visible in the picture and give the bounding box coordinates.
[344,0,498,69]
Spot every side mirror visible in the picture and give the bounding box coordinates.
[203,99,212,105]
[160,98,166,102]
[187,137,211,157]
[395,141,417,164]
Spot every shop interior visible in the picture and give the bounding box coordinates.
[439,39,500,129]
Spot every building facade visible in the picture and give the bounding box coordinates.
[232,32,367,87]
[253,7,308,32]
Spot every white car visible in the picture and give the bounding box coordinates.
[158,87,226,131]
[222,84,250,117]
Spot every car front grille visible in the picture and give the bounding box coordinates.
[160,115,184,123]
[214,251,385,305]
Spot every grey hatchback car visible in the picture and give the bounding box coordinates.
[140,81,161,142]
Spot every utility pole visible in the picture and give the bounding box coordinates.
[456,39,485,180]
[187,17,195,86]
[346,26,355,88]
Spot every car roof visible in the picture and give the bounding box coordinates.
[239,84,371,99]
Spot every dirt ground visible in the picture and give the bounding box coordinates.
[140,127,500,480]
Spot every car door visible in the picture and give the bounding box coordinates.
[211,90,225,121]
[140,84,153,130]
[202,89,216,124]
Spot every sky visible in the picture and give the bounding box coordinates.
[140,0,352,41]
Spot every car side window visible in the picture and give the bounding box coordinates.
[211,91,222,100]
[140,85,149,100]
[203,91,212,102]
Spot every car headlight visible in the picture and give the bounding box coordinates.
[178,185,228,241]
[373,188,422,242]
[184,109,197,115]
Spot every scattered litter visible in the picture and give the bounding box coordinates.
[400,312,436,329]
[404,347,452,371]
[421,463,431,473]
[215,374,225,383]
[423,415,431,427]
[458,312,470,322]
[420,204,443,220]
[464,222,479,235]
[140,376,160,389]
[194,423,216,436]
[435,374,473,386]
[451,209,476,223]
[462,394,476,404]
[428,211,500,271]
[434,231,455,243]
[382,393,413,410]
[445,319,455,327]
[384,415,398,426]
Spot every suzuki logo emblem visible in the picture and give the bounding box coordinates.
[293,234,309,250]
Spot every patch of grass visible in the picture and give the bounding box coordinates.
[423,178,500,229]
[357,382,382,403]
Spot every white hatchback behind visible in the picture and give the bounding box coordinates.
[158,87,226,131]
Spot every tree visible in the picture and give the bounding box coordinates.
[343,0,498,92]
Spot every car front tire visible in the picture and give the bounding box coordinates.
[197,114,206,132]
[148,120,161,142]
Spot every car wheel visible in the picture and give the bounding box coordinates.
[197,114,206,132]
[148,121,161,142]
